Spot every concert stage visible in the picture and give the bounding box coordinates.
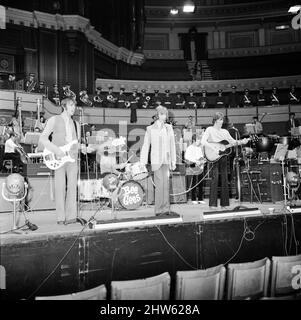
[1,200,301,300]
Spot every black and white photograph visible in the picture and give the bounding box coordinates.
[0,0,301,307]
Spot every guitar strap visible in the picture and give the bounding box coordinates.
[73,120,79,141]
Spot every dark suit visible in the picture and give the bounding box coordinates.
[286,118,300,135]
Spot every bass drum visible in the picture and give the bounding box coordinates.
[118,180,144,210]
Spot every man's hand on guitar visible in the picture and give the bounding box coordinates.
[171,162,176,171]
[55,148,65,160]
[241,138,249,145]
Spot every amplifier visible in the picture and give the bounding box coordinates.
[23,163,53,176]
[241,163,283,203]
[170,172,187,204]
[203,207,262,220]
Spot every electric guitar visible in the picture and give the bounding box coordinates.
[43,140,78,170]
[204,138,250,163]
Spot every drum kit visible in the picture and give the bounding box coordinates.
[241,134,301,161]
[79,162,148,211]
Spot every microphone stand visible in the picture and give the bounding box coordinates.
[76,108,86,225]
[233,129,242,203]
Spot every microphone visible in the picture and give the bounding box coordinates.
[230,124,239,131]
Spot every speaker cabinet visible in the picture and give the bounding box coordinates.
[170,173,187,204]
[26,175,55,211]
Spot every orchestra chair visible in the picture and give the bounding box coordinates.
[175,265,226,300]
[35,284,107,300]
[270,254,301,298]
[226,257,271,300]
[111,272,171,300]
[2,160,13,173]
[260,292,301,300]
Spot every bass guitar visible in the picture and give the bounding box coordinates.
[43,140,78,170]
[204,138,250,163]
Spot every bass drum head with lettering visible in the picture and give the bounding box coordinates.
[118,180,144,210]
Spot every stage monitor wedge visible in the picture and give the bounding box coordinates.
[203,208,262,221]
[286,205,301,214]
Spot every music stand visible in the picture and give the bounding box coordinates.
[245,123,256,135]
[24,132,41,145]
[273,143,289,205]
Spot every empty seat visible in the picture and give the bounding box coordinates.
[175,264,226,300]
[111,272,170,300]
[270,254,301,297]
[226,257,271,300]
[35,284,107,300]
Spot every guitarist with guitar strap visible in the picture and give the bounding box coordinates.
[201,112,248,209]
[39,98,80,225]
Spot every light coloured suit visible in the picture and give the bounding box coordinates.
[140,121,176,214]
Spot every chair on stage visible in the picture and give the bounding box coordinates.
[2,160,13,173]
[226,257,271,300]
[35,284,107,300]
[111,272,171,300]
[175,265,226,300]
[269,254,301,298]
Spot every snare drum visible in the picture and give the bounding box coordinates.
[129,162,148,181]
[118,180,144,210]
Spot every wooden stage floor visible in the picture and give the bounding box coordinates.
[0,198,292,244]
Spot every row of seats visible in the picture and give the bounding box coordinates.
[35,254,301,300]
[209,52,301,80]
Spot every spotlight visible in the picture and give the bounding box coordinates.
[288,5,301,13]
[275,25,289,30]
[170,7,179,15]
[183,1,195,13]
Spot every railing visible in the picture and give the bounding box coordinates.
[95,75,301,94]
[208,43,301,59]
[0,90,298,128]
[143,50,184,60]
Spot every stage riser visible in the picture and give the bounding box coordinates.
[1,214,301,300]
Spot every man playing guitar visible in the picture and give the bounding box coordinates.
[201,112,248,209]
[39,98,80,225]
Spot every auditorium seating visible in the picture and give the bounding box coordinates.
[31,255,301,300]
[124,60,191,81]
[226,257,271,300]
[175,264,226,300]
[209,53,301,80]
[260,293,301,300]
[270,254,301,298]
[111,272,171,300]
[35,284,107,300]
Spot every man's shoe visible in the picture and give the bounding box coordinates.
[57,221,65,225]
[192,201,198,205]
[209,206,218,210]
[198,200,206,204]
[220,206,229,210]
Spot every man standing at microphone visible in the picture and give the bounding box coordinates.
[140,106,177,216]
